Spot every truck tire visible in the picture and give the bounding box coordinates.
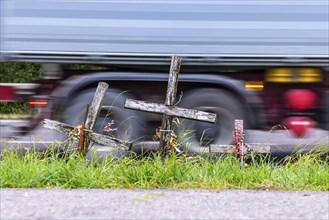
[60,88,146,144]
[178,88,247,154]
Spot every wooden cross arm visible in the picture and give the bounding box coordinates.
[43,119,74,136]
[90,132,132,150]
[43,119,132,150]
[125,99,217,123]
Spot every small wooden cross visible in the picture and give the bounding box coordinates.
[210,119,271,168]
[125,56,217,153]
[43,82,131,156]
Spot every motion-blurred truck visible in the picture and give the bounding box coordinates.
[1,0,328,152]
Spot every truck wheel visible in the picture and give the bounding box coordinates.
[178,88,246,154]
[60,88,145,144]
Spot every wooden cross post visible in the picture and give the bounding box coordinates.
[125,56,217,154]
[43,82,131,156]
[234,119,245,168]
[160,56,180,152]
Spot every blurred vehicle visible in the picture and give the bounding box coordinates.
[1,0,328,152]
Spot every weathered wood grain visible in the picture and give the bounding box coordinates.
[159,56,181,152]
[42,119,131,150]
[165,56,181,106]
[125,99,216,123]
[43,119,75,136]
[80,82,109,155]
[89,133,131,150]
[85,82,109,131]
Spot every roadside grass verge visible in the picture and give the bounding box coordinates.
[0,149,328,191]
[0,113,33,119]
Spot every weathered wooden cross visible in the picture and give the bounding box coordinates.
[124,56,217,153]
[210,119,271,167]
[43,82,131,157]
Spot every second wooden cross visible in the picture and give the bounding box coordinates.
[125,56,217,154]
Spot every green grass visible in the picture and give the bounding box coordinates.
[1,149,328,191]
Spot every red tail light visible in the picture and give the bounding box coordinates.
[285,89,317,110]
[28,99,48,108]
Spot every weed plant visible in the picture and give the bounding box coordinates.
[0,147,328,191]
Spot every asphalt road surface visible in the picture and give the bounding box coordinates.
[1,188,328,220]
